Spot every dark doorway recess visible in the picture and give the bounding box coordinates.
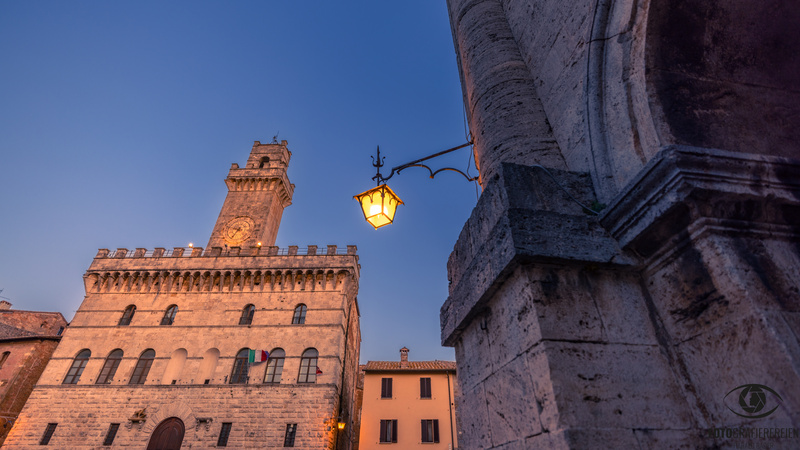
[147,417,185,450]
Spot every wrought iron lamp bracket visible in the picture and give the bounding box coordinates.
[371,141,476,186]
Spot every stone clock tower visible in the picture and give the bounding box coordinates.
[207,140,294,249]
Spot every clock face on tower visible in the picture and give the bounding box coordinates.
[222,216,255,245]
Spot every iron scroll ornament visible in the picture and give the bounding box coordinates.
[370,142,478,186]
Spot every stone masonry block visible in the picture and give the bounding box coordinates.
[484,355,543,447]
[541,341,692,430]
[484,268,543,370]
[454,317,493,392]
[458,382,492,449]
[673,312,799,428]
[524,346,559,433]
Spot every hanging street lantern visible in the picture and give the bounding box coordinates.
[354,184,404,229]
[354,143,476,229]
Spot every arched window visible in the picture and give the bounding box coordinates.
[0,351,9,369]
[239,304,255,325]
[298,348,318,383]
[63,349,91,384]
[118,305,136,326]
[230,348,250,384]
[259,156,270,168]
[264,348,285,384]
[96,349,123,384]
[292,304,307,324]
[161,305,178,325]
[129,349,155,384]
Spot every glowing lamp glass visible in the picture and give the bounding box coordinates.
[337,422,346,430]
[354,184,403,229]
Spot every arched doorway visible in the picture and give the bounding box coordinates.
[147,417,184,450]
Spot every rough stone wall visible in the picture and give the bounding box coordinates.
[0,310,65,338]
[446,0,567,185]
[447,0,800,201]
[0,339,60,446]
[442,150,800,448]
[443,1,800,447]
[6,385,338,448]
[351,368,365,450]
[0,309,66,445]
[645,0,800,159]
[5,249,361,449]
[336,292,361,450]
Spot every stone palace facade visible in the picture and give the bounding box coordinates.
[5,141,362,449]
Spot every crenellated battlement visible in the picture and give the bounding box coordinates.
[84,245,359,295]
[95,245,356,259]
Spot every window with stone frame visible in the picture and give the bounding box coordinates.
[420,377,432,398]
[264,348,285,383]
[96,349,123,384]
[421,419,439,443]
[217,422,232,447]
[230,348,250,384]
[292,304,307,324]
[161,304,178,325]
[40,423,57,445]
[118,305,136,326]
[0,351,9,370]
[129,349,155,384]
[239,304,255,325]
[102,423,120,446]
[283,423,297,447]
[381,377,393,398]
[379,419,398,443]
[297,348,318,383]
[62,349,91,384]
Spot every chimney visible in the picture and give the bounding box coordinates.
[0,301,11,310]
[400,347,409,368]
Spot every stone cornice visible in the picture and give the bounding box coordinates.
[599,145,800,259]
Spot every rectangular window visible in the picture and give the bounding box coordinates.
[102,423,119,446]
[283,423,297,447]
[421,419,439,443]
[381,377,393,398]
[420,377,432,398]
[379,419,398,443]
[40,423,57,445]
[217,422,232,447]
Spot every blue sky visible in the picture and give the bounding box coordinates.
[0,2,478,363]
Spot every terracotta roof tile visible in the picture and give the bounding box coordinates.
[362,360,457,372]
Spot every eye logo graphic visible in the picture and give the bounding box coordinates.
[724,384,783,419]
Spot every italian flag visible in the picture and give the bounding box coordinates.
[248,349,269,363]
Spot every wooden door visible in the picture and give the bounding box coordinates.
[147,417,185,450]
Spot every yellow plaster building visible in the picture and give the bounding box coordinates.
[5,141,361,449]
[358,348,458,450]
